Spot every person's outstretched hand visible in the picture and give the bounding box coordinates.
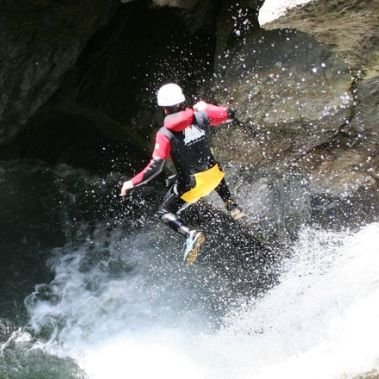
[120,180,134,197]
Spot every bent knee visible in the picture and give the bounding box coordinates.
[157,207,169,220]
[159,212,176,224]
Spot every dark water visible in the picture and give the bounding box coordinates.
[0,163,63,323]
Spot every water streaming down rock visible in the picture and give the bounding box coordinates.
[194,223,379,379]
[18,223,379,377]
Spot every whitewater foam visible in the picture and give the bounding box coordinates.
[259,0,313,26]
[199,223,379,379]
[26,223,379,379]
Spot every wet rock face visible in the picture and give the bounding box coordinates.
[0,0,219,170]
[208,1,378,200]
[303,75,379,197]
[211,24,352,167]
[151,0,199,8]
[0,0,118,146]
[258,0,379,74]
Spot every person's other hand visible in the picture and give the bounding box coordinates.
[120,180,134,197]
[227,108,237,120]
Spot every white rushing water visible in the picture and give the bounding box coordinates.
[258,0,313,26]
[26,222,379,379]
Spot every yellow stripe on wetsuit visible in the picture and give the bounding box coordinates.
[180,164,224,203]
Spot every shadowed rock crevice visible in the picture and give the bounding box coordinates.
[0,0,120,145]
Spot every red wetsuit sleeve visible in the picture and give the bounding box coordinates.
[152,131,171,160]
[204,104,229,126]
[131,132,171,187]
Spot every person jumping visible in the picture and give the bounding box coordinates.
[120,83,246,265]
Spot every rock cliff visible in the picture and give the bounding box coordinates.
[0,0,118,146]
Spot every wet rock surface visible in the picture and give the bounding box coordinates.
[0,0,118,146]
[208,0,378,204]
[258,0,379,73]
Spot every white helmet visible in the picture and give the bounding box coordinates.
[157,83,185,107]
